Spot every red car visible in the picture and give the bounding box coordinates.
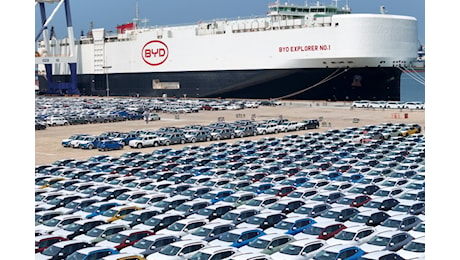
[263,185,296,197]
[350,195,373,208]
[299,222,347,240]
[35,234,67,253]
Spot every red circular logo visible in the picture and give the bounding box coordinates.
[141,40,169,66]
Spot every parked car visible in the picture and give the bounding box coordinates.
[313,244,365,260]
[271,238,327,259]
[145,239,207,260]
[119,234,181,257]
[36,240,92,259]
[46,116,69,126]
[98,139,124,151]
[64,246,120,260]
[129,135,163,148]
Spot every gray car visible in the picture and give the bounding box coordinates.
[360,230,414,252]
[120,234,181,257]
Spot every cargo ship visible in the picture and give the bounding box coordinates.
[35,1,420,101]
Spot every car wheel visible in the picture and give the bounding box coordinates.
[64,122,68,126]
[180,139,185,144]
[206,137,211,142]
[137,143,143,148]
[191,138,196,143]
[88,144,94,149]
[230,134,235,139]
[153,142,159,147]
[165,141,170,146]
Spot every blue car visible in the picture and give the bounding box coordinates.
[200,189,234,204]
[213,228,266,248]
[97,139,124,151]
[266,216,317,235]
[314,244,365,260]
[79,202,121,219]
[65,246,119,260]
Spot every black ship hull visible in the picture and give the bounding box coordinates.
[38,66,401,101]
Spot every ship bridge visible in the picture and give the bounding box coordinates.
[35,0,79,95]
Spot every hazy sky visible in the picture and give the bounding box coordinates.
[35,0,425,44]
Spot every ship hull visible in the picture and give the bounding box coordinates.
[38,66,401,100]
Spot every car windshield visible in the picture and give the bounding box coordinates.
[42,244,63,256]
[367,236,391,246]
[320,210,340,219]
[115,194,130,201]
[63,222,81,231]
[349,214,369,223]
[273,221,293,230]
[133,238,153,249]
[245,199,262,207]
[392,204,411,213]
[246,216,265,225]
[86,227,104,237]
[66,251,86,260]
[413,223,425,232]
[221,212,238,221]
[293,206,313,215]
[64,201,79,209]
[314,250,339,260]
[108,233,128,243]
[248,238,270,249]
[191,227,212,237]
[159,245,181,256]
[334,230,356,241]
[381,219,401,228]
[43,218,60,227]
[189,252,212,260]
[144,218,161,226]
[167,222,186,231]
[363,201,381,209]
[219,232,239,242]
[279,244,303,255]
[403,241,425,252]
[223,195,239,203]
[122,212,139,222]
[102,209,118,217]
[303,226,323,235]
[197,208,214,216]
[153,201,170,209]
[269,203,287,211]
[133,197,150,204]
[47,198,62,205]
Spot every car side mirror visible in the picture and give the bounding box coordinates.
[322,232,327,236]
[263,221,268,225]
[237,239,243,243]
[101,234,106,238]
[268,246,274,249]
[390,242,395,246]
[209,233,214,237]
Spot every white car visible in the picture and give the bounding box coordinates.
[146,239,208,260]
[385,101,404,109]
[46,116,69,126]
[256,123,279,135]
[155,218,208,238]
[403,101,424,109]
[271,238,328,259]
[351,100,370,108]
[367,101,386,109]
[327,225,377,246]
[397,236,425,259]
[129,135,163,148]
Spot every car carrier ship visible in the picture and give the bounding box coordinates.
[35,0,420,101]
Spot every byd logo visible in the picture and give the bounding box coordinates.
[141,40,169,66]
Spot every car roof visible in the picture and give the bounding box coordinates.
[74,246,116,254]
[255,233,293,240]
[49,240,89,247]
[198,245,237,254]
[374,230,408,238]
[323,244,360,252]
[167,239,207,247]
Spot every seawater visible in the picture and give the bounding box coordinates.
[400,72,425,102]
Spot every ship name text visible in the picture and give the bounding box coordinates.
[279,44,331,53]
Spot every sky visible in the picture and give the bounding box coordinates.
[34,0,426,45]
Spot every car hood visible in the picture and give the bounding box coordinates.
[235,223,259,229]
[397,249,425,259]
[35,253,52,260]
[238,245,263,254]
[359,243,386,253]
[120,246,145,255]
[132,223,153,231]
[271,252,305,260]
[96,240,118,248]
[146,252,183,260]
[207,239,232,247]
[51,228,73,238]
[73,234,97,243]
[156,229,187,238]
[293,233,317,241]
[35,224,60,235]
[91,215,110,222]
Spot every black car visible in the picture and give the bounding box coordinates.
[35,120,47,130]
[38,240,92,260]
[302,119,320,129]
[138,212,185,233]
[242,211,287,230]
[58,219,106,239]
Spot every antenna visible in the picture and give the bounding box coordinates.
[133,0,140,28]
[380,5,387,14]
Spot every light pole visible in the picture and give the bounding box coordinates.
[102,65,112,96]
